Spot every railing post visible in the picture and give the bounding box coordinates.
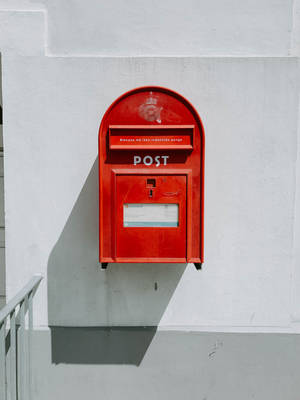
[18,299,26,400]
[10,311,17,400]
[0,319,7,400]
[27,291,33,400]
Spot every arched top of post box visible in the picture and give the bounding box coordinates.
[98,86,205,145]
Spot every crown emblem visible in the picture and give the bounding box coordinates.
[145,96,157,105]
[138,91,162,122]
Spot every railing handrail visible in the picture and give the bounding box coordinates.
[0,274,43,323]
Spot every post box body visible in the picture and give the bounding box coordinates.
[99,87,205,265]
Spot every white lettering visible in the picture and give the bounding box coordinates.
[155,156,160,167]
[143,155,153,166]
[161,155,169,165]
[133,155,141,165]
[133,155,169,166]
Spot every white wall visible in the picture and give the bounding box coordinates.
[44,0,293,56]
[1,0,300,332]
[0,56,4,309]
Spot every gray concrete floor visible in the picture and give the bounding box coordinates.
[31,328,300,400]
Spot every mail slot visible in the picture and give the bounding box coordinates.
[98,86,205,269]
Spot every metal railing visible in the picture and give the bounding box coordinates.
[0,274,43,400]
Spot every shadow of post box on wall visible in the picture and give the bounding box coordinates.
[98,86,205,270]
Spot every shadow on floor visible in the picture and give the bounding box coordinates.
[50,326,157,365]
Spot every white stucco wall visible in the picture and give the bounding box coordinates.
[44,0,294,56]
[1,0,300,332]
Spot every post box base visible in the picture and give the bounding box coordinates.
[194,263,202,270]
[100,262,202,271]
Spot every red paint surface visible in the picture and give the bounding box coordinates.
[99,86,205,264]
[116,175,186,260]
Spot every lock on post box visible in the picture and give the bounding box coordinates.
[98,86,205,269]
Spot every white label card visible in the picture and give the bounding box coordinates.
[123,203,179,227]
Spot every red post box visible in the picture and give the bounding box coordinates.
[98,86,205,269]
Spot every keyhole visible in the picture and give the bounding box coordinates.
[147,178,156,188]
[149,189,153,198]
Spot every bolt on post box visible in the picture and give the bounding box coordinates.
[98,86,205,270]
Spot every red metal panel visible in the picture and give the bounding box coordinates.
[98,86,205,266]
[116,174,186,259]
